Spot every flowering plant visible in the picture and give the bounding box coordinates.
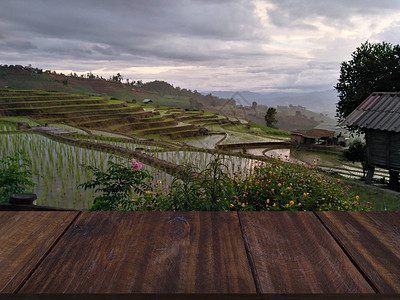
[79,157,151,210]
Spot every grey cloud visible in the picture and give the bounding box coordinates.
[2,40,37,51]
[267,0,400,28]
[0,0,399,94]
[0,0,264,66]
[374,21,400,45]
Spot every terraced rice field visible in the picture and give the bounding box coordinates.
[0,89,243,140]
[0,132,171,209]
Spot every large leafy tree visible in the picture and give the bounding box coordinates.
[335,41,400,122]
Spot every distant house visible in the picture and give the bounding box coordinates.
[290,128,335,145]
[142,99,152,104]
[341,92,400,190]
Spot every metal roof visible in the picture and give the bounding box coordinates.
[341,92,400,132]
[290,129,334,139]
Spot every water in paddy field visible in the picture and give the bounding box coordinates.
[150,150,262,175]
[0,133,171,210]
[177,134,225,149]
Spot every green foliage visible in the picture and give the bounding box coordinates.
[159,156,235,210]
[78,157,152,210]
[82,155,371,211]
[0,151,35,202]
[264,107,278,128]
[249,122,290,137]
[342,140,366,163]
[233,159,370,211]
[335,41,400,122]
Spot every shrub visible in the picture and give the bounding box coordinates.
[232,159,371,211]
[78,157,152,210]
[0,151,35,202]
[343,140,366,163]
[166,156,235,210]
[82,155,371,211]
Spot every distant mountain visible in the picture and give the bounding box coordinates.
[207,90,338,116]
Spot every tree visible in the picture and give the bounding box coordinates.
[251,101,257,110]
[335,41,400,122]
[264,107,277,128]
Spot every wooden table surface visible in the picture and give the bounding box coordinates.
[0,211,399,296]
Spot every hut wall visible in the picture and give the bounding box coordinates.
[367,129,400,171]
[390,131,400,171]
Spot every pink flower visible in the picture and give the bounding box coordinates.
[130,158,143,170]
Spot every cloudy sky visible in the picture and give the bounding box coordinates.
[1,0,399,93]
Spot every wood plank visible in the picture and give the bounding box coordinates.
[20,212,256,293]
[239,212,375,293]
[317,211,400,293]
[0,211,79,293]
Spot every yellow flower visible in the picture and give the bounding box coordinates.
[244,185,247,190]
[286,187,291,190]
[243,193,247,197]
[321,197,325,201]
[241,203,245,207]
[230,203,234,208]
[273,203,276,207]
[278,183,282,187]
[266,199,270,203]
[238,202,242,206]
[289,200,294,206]
[285,204,289,208]
[355,195,359,200]
[146,190,152,195]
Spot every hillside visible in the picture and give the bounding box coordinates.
[0,65,335,131]
[0,65,233,109]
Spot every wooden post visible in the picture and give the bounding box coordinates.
[389,171,399,191]
[365,165,375,184]
[9,193,37,205]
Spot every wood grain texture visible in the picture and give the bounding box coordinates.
[317,211,400,293]
[20,212,256,293]
[239,212,375,293]
[0,211,79,293]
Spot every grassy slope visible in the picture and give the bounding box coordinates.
[0,68,291,142]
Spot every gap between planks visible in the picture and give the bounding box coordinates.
[312,212,380,294]
[14,211,83,294]
[237,212,262,294]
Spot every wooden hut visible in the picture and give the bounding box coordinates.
[290,128,335,145]
[341,92,400,190]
